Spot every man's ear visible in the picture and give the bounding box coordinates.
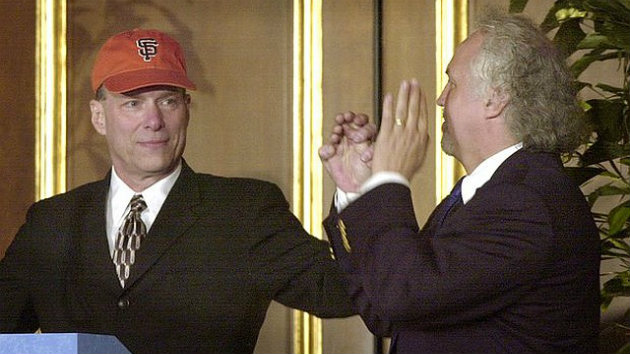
[90,99,106,135]
[485,87,509,119]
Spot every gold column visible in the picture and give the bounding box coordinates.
[435,0,467,200]
[292,0,323,353]
[35,0,67,200]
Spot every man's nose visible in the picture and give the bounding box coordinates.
[144,103,165,130]
[436,88,447,107]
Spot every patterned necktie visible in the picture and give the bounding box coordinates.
[436,178,463,225]
[113,194,147,288]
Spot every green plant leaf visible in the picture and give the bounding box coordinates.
[575,81,592,92]
[586,179,630,206]
[581,141,630,166]
[600,171,627,180]
[602,235,630,257]
[508,0,529,13]
[577,33,617,49]
[586,0,630,50]
[616,340,630,354]
[571,48,605,77]
[586,0,630,26]
[607,238,630,253]
[565,166,605,185]
[540,0,583,33]
[601,272,630,311]
[596,83,625,96]
[595,184,630,197]
[608,201,630,234]
[585,98,626,142]
[596,23,630,51]
[553,18,587,57]
[602,271,630,294]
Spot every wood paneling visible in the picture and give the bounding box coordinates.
[0,0,35,256]
[321,3,376,352]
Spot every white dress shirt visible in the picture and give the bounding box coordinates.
[335,143,523,212]
[106,162,182,256]
[460,142,523,204]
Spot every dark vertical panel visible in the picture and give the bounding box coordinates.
[373,0,383,128]
[373,2,384,350]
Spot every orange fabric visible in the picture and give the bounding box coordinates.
[91,28,196,93]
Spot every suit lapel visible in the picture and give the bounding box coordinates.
[125,163,202,287]
[428,149,549,232]
[72,175,123,295]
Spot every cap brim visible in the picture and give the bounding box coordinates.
[102,69,196,93]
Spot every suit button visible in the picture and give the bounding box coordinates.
[117,298,130,309]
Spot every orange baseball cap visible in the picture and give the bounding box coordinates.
[91,28,196,93]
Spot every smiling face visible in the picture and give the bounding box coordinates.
[436,32,487,164]
[90,85,191,190]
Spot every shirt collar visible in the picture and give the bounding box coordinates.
[460,142,523,204]
[109,162,182,224]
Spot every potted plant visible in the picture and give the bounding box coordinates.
[509,0,630,352]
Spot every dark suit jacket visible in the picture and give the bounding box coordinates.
[0,161,354,354]
[324,149,600,354]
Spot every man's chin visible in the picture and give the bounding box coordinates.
[137,157,179,175]
[440,140,455,157]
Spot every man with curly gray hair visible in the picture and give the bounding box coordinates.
[470,14,591,153]
[320,12,600,354]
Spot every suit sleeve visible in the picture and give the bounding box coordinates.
[324,204,394,337]
[245,182,356,318]
[0,205,40,332]
[326,182,555,328]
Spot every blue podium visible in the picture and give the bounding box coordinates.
[0,333,132,354]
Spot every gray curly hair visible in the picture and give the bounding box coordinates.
[470,12,591,153]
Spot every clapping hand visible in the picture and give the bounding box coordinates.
[372,79,429,181]
[319,112,376,193]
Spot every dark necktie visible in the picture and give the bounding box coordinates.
[436,178,463,225]
[113,194,147,288]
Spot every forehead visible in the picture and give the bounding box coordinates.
[446,31,484,78]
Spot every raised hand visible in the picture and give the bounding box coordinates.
[372,79,429,181]
[319,112,377,192]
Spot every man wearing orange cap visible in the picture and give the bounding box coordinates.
[0,29,355,354]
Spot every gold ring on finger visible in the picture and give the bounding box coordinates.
[395,118,404,126]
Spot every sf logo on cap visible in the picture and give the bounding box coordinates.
[136,38,159,62]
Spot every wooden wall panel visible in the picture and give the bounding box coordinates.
[382,0,437,225]
[321,2,376,353]
[0,0,35,256]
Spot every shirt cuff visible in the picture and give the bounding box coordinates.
[334,172,410,212]
[334,188,360,213]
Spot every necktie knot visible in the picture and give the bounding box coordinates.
[129,194,147,213]
[449,179,463,202]
[435,178,464,226]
